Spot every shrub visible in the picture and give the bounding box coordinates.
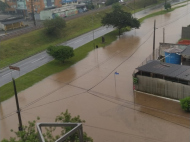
[43,17,66,36]
[164,2,171,11]
[47,45,74,63]
[180,97,190,112]
[105,0,119,6]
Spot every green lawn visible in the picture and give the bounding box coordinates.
[0,30,118,102]
[0,0,187,102]
[0,0,166,69]
[139,4,186,22]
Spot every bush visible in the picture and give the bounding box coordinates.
[47,45,74,63]
[43,17,66,36]
[180,97,190,112]
[164,2,171,11]
[105,0,119,6]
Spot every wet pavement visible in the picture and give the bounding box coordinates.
[1,1,190,142]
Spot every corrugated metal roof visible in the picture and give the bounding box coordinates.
[0,18,24,25]
[136,60,190,81]
[164,48,183,53]
[181,46,190,56]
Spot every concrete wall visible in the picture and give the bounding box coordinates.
[135,75,190,100]
[181,27,190,39]
[134,91,190,128]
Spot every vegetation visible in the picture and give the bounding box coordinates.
[101,4,140,37]
[47,45,74,63]
[164,2,171,11]
[0,1,187,102]
[1,110,93,142]
[0,0,168,69]
[105,0,119,6]
[180,97,190,112]
[0,1,9,12]
[0,30,118,103]
[43,17,66,36]
[139,4,186,22]
[86,3,95,10]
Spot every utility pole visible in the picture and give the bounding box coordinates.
[163,28,165,43]
[9,66,23,131]
[31,0,36,26]
[92,16,95,49]
[134,0,135,17]
[12,78,23,131]
[153,20,156,60]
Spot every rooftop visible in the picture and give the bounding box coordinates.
[136,60,190,81]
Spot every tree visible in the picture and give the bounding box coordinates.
[101,4,140,37]
[43,17,66,36]
[164,2,171,11]
[47,45,74,63]
[44,110,93,142]
[86,3,95,10]
[0,1,10,12]
[180,97,190,112]
[105,0,119,6]
[1,117,40,142]
[1,110,93,142]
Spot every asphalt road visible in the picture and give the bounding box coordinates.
[0,0,187,87]
[0,26,114,87]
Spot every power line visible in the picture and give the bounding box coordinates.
[87,91,190,128]
[157,5,190,29]
[15,28,154,111]
[3,3,188,120]
[20,85,65,109]
[22,91,86,112]
[21,109,173,142]
[83,124,168,142]
[20,110,169,142]
[88,90,190,120]
[87,31,154,91]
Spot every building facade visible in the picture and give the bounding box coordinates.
[5,0,63,14]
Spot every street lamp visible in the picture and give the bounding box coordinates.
[92,13,99,49]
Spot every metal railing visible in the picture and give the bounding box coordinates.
[37,123,83,142]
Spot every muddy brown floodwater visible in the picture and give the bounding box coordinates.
[1,2,190,142]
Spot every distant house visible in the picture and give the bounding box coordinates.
[0,17,25,31]
[40,4,78,20]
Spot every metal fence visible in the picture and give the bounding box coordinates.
[135,75,190,100]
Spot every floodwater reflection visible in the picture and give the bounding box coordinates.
[1,2,190,142]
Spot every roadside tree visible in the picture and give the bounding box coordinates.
[105,0,119,6]
[0,1,9,12]
[43,17,66,36]
[47,45,74,63]
[1,110,93,142]
[164,2,171,11]
[101,4,140,37]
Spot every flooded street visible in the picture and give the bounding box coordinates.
[1,2,190,141]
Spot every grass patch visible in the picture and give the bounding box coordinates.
[0,0,166,69]
[139,4,186,22]
[0,0,187,102]
[0,30,118,102]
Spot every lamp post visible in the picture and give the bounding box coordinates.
[92,13,99,49]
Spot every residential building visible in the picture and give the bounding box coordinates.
[4,0,63,14]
